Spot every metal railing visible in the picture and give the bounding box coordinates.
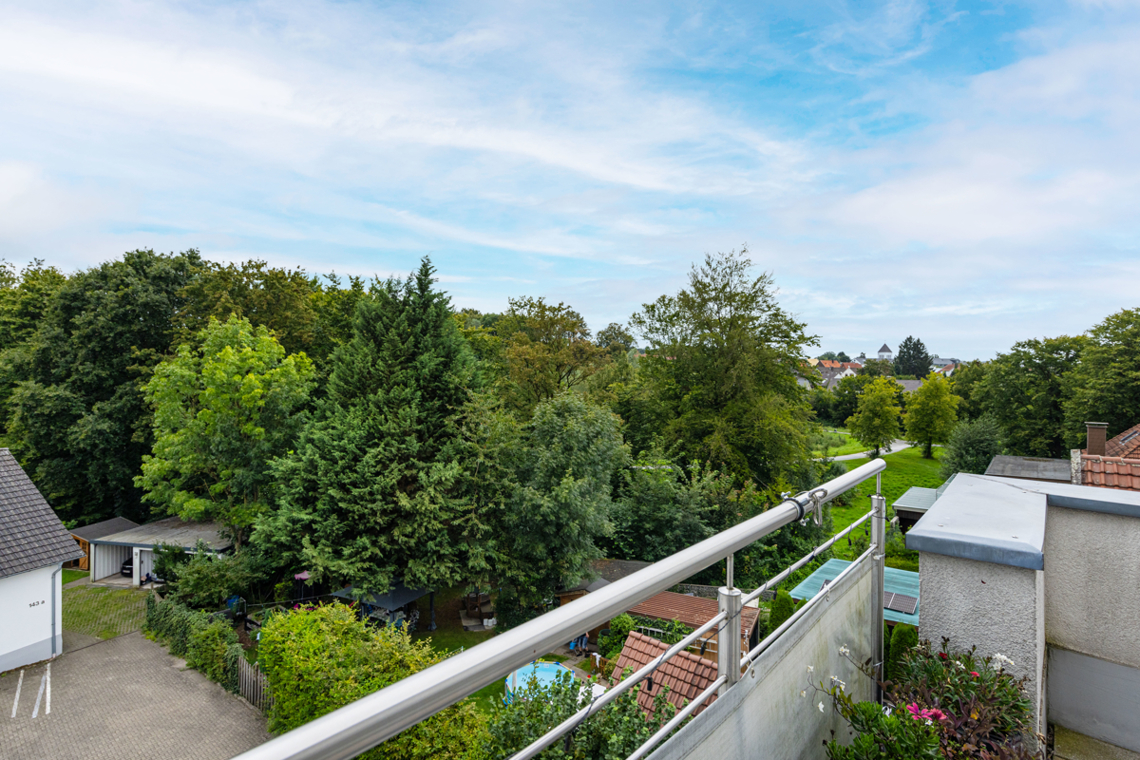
[230,458,887,760]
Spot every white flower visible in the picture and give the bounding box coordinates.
[993,653,1015,668]
[925,719,933,726]
[818,701,825,713]
[830,676,846,690]
[839,645,850,656]
[800,690,807,698]
[955,661,966,671]
[807,665,814,673]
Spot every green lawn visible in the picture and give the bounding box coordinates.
[829,447,946,562]
[814,437,870,458]
[410,585,499,712]
[62,569,88,585]
[62,584,148,639]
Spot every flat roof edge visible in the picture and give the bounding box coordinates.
[906,531,1044,570]
[1046,492,1140,519]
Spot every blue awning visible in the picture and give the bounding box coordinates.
[789,558,920,626]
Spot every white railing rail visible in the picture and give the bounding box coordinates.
[229,458,887,760]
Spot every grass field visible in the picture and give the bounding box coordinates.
[62,584,148,639]
[814,438,870,458]
[62,568,88,585]
[410,585,500,712]
[828,447,946,564]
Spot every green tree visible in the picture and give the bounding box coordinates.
[259,604,487,760]
[904,374,960,458]
[768,589,795,631]
[939,415,1004,478]
[976,336,1085,457]
[8,249,203,523]
[893,336,932,378]
[859,358,893,377]
[595,322,635,357]
[0,260,68,432]
[1063,308,1140,446]
[817,351,838,361]
[255,258,484,596]
[629,248,817,484]
[495,394,627,608]
[836,351,851,363]
[136,315,316,549]
[887,623,918,683]
[949,360,988,421]
[846,378,902,457]
[605,458,718,563]
[832,375,872,424]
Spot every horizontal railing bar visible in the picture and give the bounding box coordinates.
[231,459,887,760]
[741,544,877,668]
[625,675,727,760]
[510,612,727,760]
[740,510,874,605]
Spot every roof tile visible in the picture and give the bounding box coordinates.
[614,632,720,717]
[0,449,84,579]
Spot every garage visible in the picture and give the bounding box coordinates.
[88,516,231,586]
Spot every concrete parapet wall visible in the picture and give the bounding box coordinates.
[651,557,873,760]
[1044,505,1140,669]
[917,552,1046,737]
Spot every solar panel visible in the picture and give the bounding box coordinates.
[885,593,918,615]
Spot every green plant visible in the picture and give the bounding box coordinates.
[145,594,243,691]
[768,589,795,632]
[887,623,918,683]
[187,617,240,682]
[940,416,1004,478]
[826,699,942,760]
[153,542,191,587]
[168,545,253,609]
[598,613,636,659]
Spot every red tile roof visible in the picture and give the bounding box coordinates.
[1081,455,1140,492]
[614,632,719,716]
[628,590,759,641]
[1105,423,1140,460]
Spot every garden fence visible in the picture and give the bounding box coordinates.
[239,657,274,713]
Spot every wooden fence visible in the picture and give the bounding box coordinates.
[238,657,274,713]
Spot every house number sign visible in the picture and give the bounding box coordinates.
[29,600,45,607]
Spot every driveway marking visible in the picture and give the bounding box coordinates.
[10,669,23,717]
[46,662,52,715]
[32,669,46,718]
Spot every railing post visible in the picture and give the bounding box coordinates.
[870,493,886,703]
[717,585,742,696]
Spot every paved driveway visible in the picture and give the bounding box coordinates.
[0,632,270,760]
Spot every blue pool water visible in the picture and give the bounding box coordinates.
[504,660,574,702]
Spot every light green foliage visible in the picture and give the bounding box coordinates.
[976,336,1084,457]
[0,260,68,435]
[259,604,487,759]
[904,374,960,458]
[256,258,485,597]
[496,394,627,608]
[859,358,893,377]
[167,546,253,609]
[153,542,191,586]
[599,613,636,659]
[1063,308,1140,447]
[628,248,817,485]
[7,249,202,524]
[940,416,1003,478]
[825,699,941,760]
[146,594,241,693]
[486,668,676,759]
[887,623,918,682]
[188,618,240,682]
[769,589,795,631]
[893,336,932,378]
[846,377,902,457]
[137,315,315,549]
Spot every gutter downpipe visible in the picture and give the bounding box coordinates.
[232,458,887,760]
[51,565,61,657]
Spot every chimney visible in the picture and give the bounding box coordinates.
[1085,422,1108,456]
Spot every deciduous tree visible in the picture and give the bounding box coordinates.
[846,377,902,457]
[1063,308,1140,446]
[136,315,315,550]
[904,374,960,458]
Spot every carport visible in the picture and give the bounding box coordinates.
[88,517,231,586]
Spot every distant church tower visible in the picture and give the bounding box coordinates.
[878,344,893,361]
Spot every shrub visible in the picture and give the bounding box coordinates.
[768,589,795,632]
[826,699,942,760]
[940,416,1003,478]
[883,622,891,674]
[259,603,486,759]
[598,613,635,659]
[887,623,918,683]
[168,545,253,609]
[145,594,242,691]
[187,618,240,683]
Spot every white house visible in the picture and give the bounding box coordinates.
[0,448,84,672]
[877,343,893,361]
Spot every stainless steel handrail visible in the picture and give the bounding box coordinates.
[231,458,887,760]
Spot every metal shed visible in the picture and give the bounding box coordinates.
[88,516,230,586]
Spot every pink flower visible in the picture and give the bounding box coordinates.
[925,708,948,721]
[970,672,979,678]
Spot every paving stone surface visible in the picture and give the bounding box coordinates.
[0,632,270,760]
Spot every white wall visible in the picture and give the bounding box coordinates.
[0,564,63,672]
[651,558,874,760]
[91,542,130,581]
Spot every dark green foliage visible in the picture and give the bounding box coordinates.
[1063,308,1140,447]
[598,613,636,659]
[145,594,237,691]
[153,543,190,586]
[893,336,933,378]
[976,336,1084,457]
[259,604,486,759]
[949,360,988,421]
[605,459,716,562]
[825,699,941,760]
[256,257,486,596]
[940,416,1004,478]
[883,622,891,674]
[831,375,871,427]
[809,387,836,425]
[768,589,795,632]
[485,667,677,759]
[887,623,918,683]
[628,248,817,485]
[167,545,254,609]
[7,249,202,523]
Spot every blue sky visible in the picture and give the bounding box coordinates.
[2,0,1138,359]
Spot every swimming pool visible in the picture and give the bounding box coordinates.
[503,660,575,703]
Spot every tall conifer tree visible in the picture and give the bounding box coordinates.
[256,257,484,595]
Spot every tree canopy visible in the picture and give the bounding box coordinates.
[904,374,960,458]
[1063,308,1140,446]
[846,377,902,457]
[893,336,932,378]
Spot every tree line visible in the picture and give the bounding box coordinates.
[0,247,843,616]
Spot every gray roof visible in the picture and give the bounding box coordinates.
[90,515,231,551]
[896,379,923,393]
[893,486,939,514]
[0,448,84,579]
[878,344,892,353]
[985,455,1070,483]
[71,517,139,541]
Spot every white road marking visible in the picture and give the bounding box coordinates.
[45,662,51,715]
[10,670,23,718]
[31,670,46,718]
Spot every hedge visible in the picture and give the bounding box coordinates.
[145,593,241,693]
